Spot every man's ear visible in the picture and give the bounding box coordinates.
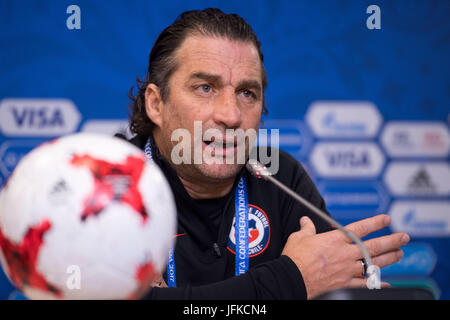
[144,83,164,128]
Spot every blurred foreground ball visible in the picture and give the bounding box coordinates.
[0,133,176,299]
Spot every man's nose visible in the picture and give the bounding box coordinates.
[212,88,242,129]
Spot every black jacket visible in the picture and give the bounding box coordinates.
[124,134,333,299]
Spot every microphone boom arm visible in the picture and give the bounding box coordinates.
[246,160,381,289]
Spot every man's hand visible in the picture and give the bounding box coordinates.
[281,214,409,299]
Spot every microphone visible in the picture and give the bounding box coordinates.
[246,160,381,289]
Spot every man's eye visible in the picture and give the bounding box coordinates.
[242,89,255,99]
[199,84,211,93]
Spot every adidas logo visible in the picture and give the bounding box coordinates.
[407,166,436,194]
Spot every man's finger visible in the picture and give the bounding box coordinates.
[343,214,391,242]
[363,233,410,258]
[371,249,404,269]
[298,216,317,237]
[348,277,391,289]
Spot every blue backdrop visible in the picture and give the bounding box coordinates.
[0,0,449,299]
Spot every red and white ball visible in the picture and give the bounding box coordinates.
[0,133,176,299]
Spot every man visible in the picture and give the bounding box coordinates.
[123,8,409,299]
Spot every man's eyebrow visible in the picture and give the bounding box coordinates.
[236,79,262,92]
[189,72,262,92]
[189,72,222,83]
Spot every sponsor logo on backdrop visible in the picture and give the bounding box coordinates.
[81,119,133,139]
[381,122,450,158]
[389,201,450,237]
[0,141,44,176]
[306,101,382,138]
[259,120,311,159]
[310,142,385,178]
[384,162,450,197]
[0,98,81,137]
[318,181,389,220]
[382,243,437,276]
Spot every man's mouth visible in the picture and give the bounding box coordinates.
[202,136,241,157]
[203,136,237,148]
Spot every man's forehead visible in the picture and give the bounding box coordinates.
[174,35,262,82]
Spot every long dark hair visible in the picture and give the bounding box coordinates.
[128,8,268,136]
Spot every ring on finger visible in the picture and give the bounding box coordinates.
[360,259,368,275]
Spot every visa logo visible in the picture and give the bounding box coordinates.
[11,107,64,128]
[325,150,370,167]
[0,98,81,137]
[310,142,385,178]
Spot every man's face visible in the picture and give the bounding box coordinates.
[154,35,263,183]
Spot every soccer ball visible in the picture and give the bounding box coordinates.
[0,133,177,299]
